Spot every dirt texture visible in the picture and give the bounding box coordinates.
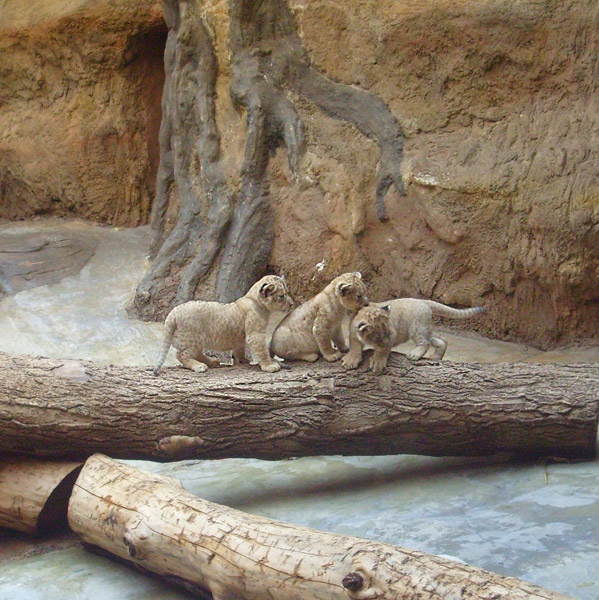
[0,0,166,226]
[1,1,598,348]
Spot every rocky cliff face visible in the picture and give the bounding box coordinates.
[0,0,165,225]
[1,0,598,348]
[269,0,599,348]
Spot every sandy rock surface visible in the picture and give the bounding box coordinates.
[0,0,165,225]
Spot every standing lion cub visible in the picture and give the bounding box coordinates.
[270,272,368,362]
[342,299,486,374]
[153,275,293,375]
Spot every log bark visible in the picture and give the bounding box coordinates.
[68,454,573,600]
[0,458,82,534]
[0,351,597,461]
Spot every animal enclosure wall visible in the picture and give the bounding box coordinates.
[1,0,598,347]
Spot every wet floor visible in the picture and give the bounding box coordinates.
[0,218,598,599]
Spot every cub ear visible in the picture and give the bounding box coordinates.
[260,282,276,297]
[357,322,371,333]
[337,282,353,296]
[352,271,362,279]
[380,304,391,313]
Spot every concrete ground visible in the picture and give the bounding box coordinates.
[1,219,598,599]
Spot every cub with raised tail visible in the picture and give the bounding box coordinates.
[342,299,486,374]
[153,275,294,375]
[270,272,368,363]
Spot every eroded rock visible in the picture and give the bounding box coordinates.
[0,229,97,295]
[0,0,165,226]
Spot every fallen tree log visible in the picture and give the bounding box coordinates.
[0,458,82,534]
[1,352,597,461]
[68,454,572,600]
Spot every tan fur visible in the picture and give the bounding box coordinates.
[153,275,294,375]
[342,299,486,374]
[270,272,368,362]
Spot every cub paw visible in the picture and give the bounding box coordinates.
[191,362,208,373]
[323,351,343,362]
[261,361,282,373]
[341,354,362,370]
[369,357,388,374]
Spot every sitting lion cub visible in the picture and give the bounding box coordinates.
[153,275,294,375]
[270,272,368,362]
[342,299,486,374]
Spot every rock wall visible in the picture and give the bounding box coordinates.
[268,0,599,348]
[2,0,598,347]
[0,0,166,225]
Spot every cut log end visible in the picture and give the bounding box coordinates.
[0,459,82,534]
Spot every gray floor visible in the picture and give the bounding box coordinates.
[1,219,598,599]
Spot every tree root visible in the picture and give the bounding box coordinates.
[133,0,407,317]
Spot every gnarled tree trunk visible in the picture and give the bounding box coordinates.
[131,0,407,320]
[68,454,572,600]
[1,352,596,461]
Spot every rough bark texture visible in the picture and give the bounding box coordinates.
[133,0,235,316]
[0,352,596,461]
[0,0,166,225]
[68,454,572,600]
[0,458,82,534]
[132,0,406,319]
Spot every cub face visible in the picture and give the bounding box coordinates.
[354,305,391,349]
[255,275,294,313]
[334,272,369,311]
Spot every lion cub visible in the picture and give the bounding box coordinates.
[342,299,486,374]
[153,275,294,375]
[270,272,368,362]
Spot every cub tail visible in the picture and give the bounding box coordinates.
[153,314,177,376]
[423,301,487,320]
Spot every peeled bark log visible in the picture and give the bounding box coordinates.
[0,351,597,461]
[68,454,572,600]
[0,458,82,534]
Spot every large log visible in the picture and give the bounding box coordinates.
[1,352,597,461]
[0,458,82,534]
[68,454,572,600]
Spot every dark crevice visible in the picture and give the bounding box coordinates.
[37,466,83,535]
